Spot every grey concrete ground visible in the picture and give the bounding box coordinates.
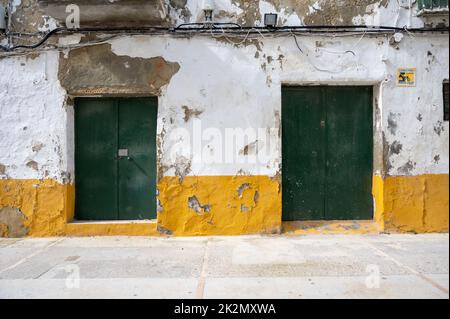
[0,234,448,299]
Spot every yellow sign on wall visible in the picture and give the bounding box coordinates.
[397,68,416,87]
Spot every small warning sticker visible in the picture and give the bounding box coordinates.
[397,68,416,87]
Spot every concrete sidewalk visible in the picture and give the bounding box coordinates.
[0,234,448,299]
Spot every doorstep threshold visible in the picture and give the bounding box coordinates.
[282,220,381,235]
[68,220,156,225]
[65,219,158,237]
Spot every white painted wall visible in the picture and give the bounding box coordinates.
[0,52,71,183]
[0,0,448,181]
[111,32,449,177]
[382,34,449,176]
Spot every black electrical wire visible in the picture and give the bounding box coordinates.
[174,24,449,32]
[4,27,64,51]
[176,22,242,29]
[292,33,303,53]
[1,23,448,52]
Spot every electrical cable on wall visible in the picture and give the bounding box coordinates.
[290,29,371,74]
[0,23,448,52]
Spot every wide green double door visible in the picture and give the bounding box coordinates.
[282,86,373,221]
[75,98,157,220]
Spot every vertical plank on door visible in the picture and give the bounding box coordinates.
[118,98,158,220]
[325,87,374,220]
[75,98,119,220]
[282,87,327,221]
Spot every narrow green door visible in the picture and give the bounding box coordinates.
[118,98,157,220]
[75,98,157,221]
[75,99,119,220]
[325,87,374,220]
[282,87,326,221]
[282,86,373,221]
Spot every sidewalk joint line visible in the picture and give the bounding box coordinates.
[363,239,449,295]
[1,238,25,248]
[195,238,210,299]
[0,238,64,277]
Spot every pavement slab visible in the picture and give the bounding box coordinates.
[0,234,448,299]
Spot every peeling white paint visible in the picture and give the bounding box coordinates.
[0,52,71,183]
[110,31,448,178]
[382,34,449,176]
[38,15,58,32]
[0,0,448,183]
[168,0,428,28]
[11,0,22,14]
[309,1,322,15]
[57,34,83,46]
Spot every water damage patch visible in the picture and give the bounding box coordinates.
[434,121,445,136]
[169,0,192,22]
[58,43,180,95]
[38,0,169,29]
[157,175,282,236]
[188,196,212,215]
[397,160,416,175]
[237,183,251,197]
[26,160,39,171]
[387,112,399,135]
[230,0,388,26]
[240,141,259,156]
[388,141,403,156]
[0,207,29,238]
[182,106,203,122]
[157,225,174,235]
[236,183,259,213]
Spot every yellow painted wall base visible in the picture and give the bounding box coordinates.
[157,175,282,236]
[0,179,74,237]
[1,174,448,237]
[374,174,449,233]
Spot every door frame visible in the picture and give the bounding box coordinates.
[68,94,159,222]
[280,83,383,222]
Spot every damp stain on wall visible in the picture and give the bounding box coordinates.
[230,0,389,26]
[157,175,281,236]
[0,179,74,237]
[0,207,29,238]
[58,43,180,95]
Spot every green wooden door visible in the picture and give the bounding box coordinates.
[118,98,158,220]
[282,87,326,221]
[325,87,374,220]
[75,98,157,221]
[75,99,119,220]
[282,86,373,221]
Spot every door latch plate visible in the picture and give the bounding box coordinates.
[118,149,129,157]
